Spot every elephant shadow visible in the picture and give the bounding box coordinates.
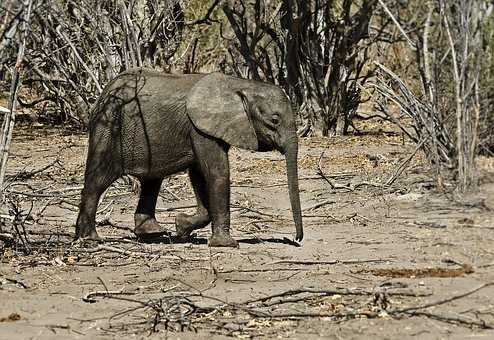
[137,233,208,245]
[138,233,300,247]
[237,237,301,247]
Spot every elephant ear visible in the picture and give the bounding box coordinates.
[186,72,258,150]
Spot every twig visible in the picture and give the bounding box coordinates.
[8,158,61,180]
[156,204,196,212]
[218,268,309,274]
[405,311,493,329]
[479,262,494,268]
[302,199,336,211]
[186,0,221,25]
[376,0,416,50]
[391,282,494,313]
[5,277,29,289]
[385,137,428,186]
[232,203,278,218]
[96,218,133,232]
[54,25,102,93]
[317,151,383,191]
[82,289,135,303]
[243,286,430,305]
[266,259,388,266]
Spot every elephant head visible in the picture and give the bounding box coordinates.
[186,73,303,241]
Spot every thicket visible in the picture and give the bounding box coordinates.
[1,0,493,192]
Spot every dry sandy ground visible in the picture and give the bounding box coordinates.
[1,125,494,340]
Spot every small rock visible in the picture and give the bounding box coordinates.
[395,193,423,201]
[223,322,242,331]
[0,313,21,322]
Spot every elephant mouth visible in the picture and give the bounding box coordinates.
[257,141,276,153]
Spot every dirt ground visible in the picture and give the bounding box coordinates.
[1,121,494,340]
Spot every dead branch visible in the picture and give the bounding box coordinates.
[385,136,428,186]
[392,282,494,314]
[244,286,431,306]
[83,289,135,303]
[302,199,336,211]
[7,158,61,180]
[266,259,387,266]
[317,151,383,191]
[404,311,493,329]
[232,203,279,218]
[156,204,196,212]
[376,0,416,50]
[186,0,221,25]
[5,277,29,289]
[0,0,33,198]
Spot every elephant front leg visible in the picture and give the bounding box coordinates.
[206,176,238,247]
[134,178,166,237]
[191,131,238,247]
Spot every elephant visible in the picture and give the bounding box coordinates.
[75,68,303,247]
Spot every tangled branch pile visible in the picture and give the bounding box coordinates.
[1,0,186,124]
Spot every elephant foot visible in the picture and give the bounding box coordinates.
[209,231,239,248]
[175,213,208,242]
[134,214,167,238]
[75,227,101,242]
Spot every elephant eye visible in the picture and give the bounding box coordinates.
[272,113,281,125]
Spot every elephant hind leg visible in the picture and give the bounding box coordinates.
[76,167,118,240]
[134,178,166,237]
[175,165,211,241]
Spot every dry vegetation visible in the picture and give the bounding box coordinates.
[1,0,494,339]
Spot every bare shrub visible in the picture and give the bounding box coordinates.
[372,0,493,191]
[0,0,186,125]
[221,0,377,136]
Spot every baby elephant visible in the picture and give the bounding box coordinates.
[75,68,303,247]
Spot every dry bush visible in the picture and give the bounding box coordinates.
[371,0,493,191]
[0,0,186,125]
[221,0,378,136]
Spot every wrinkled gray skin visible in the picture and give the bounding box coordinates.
[75,68,303,247]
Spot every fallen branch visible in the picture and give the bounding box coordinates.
[405,310,493,329]
[266,259,387,266]
[156,204,196,212]
[317,151,383,191]
[7,158,61,180]
[391,282,494,313]
[232,204,279,218]
[302,199,336,211]
[385,137,428,186]
[82,289,135,303]
[244,286,431,305]
[5,277,29,289]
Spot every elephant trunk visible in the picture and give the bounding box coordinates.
[284,136,303,241]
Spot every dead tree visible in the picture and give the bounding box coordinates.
[223,0,377,136]
[0,0,33,199]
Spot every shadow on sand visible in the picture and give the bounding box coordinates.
[136,233,300,247]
